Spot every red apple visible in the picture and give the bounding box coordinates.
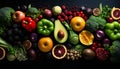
[12,11,25,23]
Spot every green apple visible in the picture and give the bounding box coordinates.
[52,6,62,16]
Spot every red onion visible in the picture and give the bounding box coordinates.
[95,30,105,40]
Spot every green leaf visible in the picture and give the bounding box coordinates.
[28,4,32,9]
[99,3,103,13]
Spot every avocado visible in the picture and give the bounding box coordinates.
[54,20,68,43]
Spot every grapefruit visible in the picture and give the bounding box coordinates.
[111,7,120,20]
[52,44,67,59]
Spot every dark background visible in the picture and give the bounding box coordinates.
[0,0,120,8]
[0,0,120,68]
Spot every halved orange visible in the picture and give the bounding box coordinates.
[79,30,94,46]
[0,46,6,60]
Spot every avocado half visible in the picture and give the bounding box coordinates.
[54,20,68,43]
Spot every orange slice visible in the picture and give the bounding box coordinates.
[79,30,94,46]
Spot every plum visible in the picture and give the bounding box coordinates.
[30,33,38,42]
[27,48,37,61]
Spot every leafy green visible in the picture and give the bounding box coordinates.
[74,44,85,52]
[99,3,111,19]
[85,15,106,32]
[0,37,27,61]
[0,7,15,35]
[109,40,120,63]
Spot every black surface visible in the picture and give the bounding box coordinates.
[0,0,120,68]
[0,0,120,8]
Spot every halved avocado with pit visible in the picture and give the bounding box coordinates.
[54,20,68,43]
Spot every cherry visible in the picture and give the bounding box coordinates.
[68,15,73,20]
[83,16,88,21]
[67,11,72,15]
[118,19,120,23]
[107,17,114,23]
[97,43,102,48]
[92,46,96,51]
[64,9,68,14]
[73,12,77,17]
[61,12,66,17]
[34,18,39,23]
[58,15,62,19]
[61,5,66,10]
[92,42,97,47]
[38,14,43,20]
[64,16,68,21]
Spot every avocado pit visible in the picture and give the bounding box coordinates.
[57,30,65,39]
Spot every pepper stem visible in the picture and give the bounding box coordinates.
[24,21,28,24]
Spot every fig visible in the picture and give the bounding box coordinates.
[23,40,32,50]
[111,7,120,20]
[83,48,95,60]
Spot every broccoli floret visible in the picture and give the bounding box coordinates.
[85,15,106,32]
[109,40,120,63]
[26,7,40,19]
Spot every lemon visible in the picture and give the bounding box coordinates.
[79,30,94,46]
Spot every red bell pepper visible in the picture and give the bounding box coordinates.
[22,17,36,32]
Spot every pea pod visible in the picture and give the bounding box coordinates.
[62,21,79,45]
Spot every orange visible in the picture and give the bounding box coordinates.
[70,16,85,32]
[79,30,94,46]
[0,47,6,60]
[38,37,53,52]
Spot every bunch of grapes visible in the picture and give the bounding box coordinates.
[3,23,29,47]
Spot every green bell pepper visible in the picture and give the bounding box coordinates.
[37,19,54,36]
[105,21,120,40]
